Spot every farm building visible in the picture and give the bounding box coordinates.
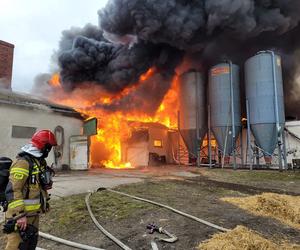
[0,89,87,170]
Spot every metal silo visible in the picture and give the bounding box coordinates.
[209,62,241,166]
[178,71,207,158]
[245,51,285,166]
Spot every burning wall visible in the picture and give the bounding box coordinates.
[47,69,179,168]
[34,0,300,168]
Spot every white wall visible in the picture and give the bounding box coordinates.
[285,121,300,165]
[0,103,83,168]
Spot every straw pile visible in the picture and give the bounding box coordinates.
[198,225,299,250]
[221,193,300,229]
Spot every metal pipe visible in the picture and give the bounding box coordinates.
[282,130,288,170]
[255,142,260,166]
[195,73,201,167]
[228,61,237,170]
[221,124,229,169]
[269,51,283,171]
[246,99,253,170]
[267,51,280,136]
[208,104,212,168]
[240,126,244,166]
[196,73,200,141]
[196,107,201,167]
[177,110,181,166]
[260,50,283,170]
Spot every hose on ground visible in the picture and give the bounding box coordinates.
[85,192,133,250]
[39,232,104,250]
[102,188,229,232]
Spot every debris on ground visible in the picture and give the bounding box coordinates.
[221,193,300,229]
[198,225,299,250]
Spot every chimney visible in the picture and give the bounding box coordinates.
[0,40,14,90]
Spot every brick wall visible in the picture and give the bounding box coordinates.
[0,40,14,90]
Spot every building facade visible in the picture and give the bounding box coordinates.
[0,89,85,169]
[0,40,14,89]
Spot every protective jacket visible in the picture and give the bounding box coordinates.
[5,153,49,219]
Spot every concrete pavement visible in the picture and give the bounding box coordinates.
[51,166,200,198]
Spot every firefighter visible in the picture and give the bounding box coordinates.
[5,130,57,250]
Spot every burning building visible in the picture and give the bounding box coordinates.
[0,88,85,170]
[32,0,300,170]
[44,69,180,169]
[0,40,14,90]
[121,122,179,167]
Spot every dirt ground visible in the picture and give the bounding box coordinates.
[0,167,299,249]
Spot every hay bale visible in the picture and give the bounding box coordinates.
[221,193,300,229]
[198,226,299,250]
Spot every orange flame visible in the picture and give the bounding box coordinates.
[48,69,178,169]
[140,67,155,81]
[49,73,61,88]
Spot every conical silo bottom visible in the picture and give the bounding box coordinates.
[251,124,279,156]
[212,126,241,155]
[180,129,206,157]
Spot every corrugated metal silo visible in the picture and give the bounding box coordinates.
[209,63,241,159]
[178,71,207,157]
[245,51,285,162]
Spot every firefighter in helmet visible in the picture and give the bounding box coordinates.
[4,130,57,250]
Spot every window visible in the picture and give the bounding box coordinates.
[12,126,36,138]
[202,139,217,148]
[153,139,163,147]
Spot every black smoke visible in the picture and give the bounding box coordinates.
[100,0,300,49]
[57,0,300,116]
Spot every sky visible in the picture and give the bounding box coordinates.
[0,0,108,93]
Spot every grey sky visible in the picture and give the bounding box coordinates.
[0,0,108,93]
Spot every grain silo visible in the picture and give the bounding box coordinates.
[178,71,207,161]
[245,51,286,168]
[209,62,241,167]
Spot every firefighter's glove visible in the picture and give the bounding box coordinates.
[19,224,38,242]
[3,219,17,234]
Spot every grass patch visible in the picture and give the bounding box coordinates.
[40,179,238,236]
[115,179,235,198]
[90,191,151,220]
[201,169,300,182]
[40,191,152,235]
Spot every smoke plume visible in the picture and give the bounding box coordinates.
[56,0,300,116]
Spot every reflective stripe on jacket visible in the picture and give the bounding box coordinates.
[5,157,47,219]
[24,199,41,213]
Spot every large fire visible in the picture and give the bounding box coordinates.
[48,69,179,169]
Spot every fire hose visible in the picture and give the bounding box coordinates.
[85,192,132,250]
[39,232,104,250]
[1,212,104,249]
[103,188,229,232]
[37,186,228,250]
[84,187,229,250]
